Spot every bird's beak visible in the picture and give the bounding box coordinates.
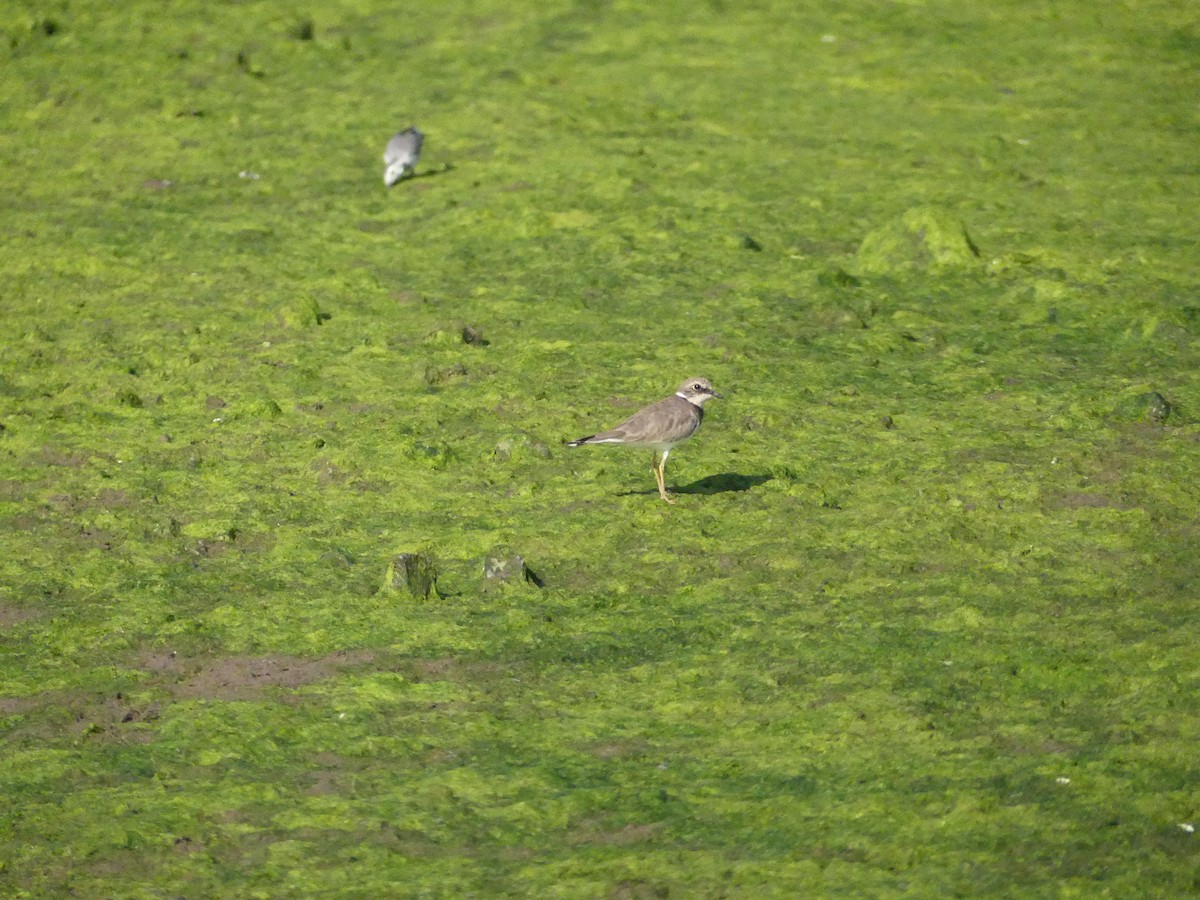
[711,390,724,400]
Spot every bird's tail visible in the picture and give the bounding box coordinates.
[565,435,595,447]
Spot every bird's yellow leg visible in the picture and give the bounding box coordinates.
[653,452,674,503]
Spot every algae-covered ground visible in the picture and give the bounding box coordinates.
[2,0,1199,895]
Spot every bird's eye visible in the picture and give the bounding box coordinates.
[693,383,703,390]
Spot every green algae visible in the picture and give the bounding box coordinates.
[2,0,1199,895]
[855,206,981,274]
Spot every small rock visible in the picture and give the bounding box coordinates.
[1113,391,1172,424]
[484,548,544,588]
[387,552,438,600]
[1141,392,1172,423]
[277,296,328,328]
[461,325,489,346]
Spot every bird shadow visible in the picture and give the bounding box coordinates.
[677,472,774,495]
[411,164,455,181]
[620,472,773,498]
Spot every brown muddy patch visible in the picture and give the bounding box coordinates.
[38,446,90,468]
[188,529,274,558]
[572,820,665,846]
[172,835,205,855]
[304,768,347,797]
[46,489,132,512]
[2,650,499,749]
[142,648,377,700]
[1049,491,1121,509]
[133,650,496,705]
[0,696,32,716]
[0,602,39,628]
[83,696,162,741]
[0,478,31,500]
[96,488,132,507]
[15,650,383,739]
[311,457,345,486]
[609,879,671,900]
[1,689,161,744]
[994,732,1080,757]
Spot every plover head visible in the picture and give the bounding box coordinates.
[675,377,723,407]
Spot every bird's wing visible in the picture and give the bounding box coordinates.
[384,129,423,165]
[593,396,698,445]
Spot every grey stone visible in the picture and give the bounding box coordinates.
[484,549,544,588]
[1113,391,1172,424]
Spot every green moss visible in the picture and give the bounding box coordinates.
[856,206,981,274]
[1,0,1199,895]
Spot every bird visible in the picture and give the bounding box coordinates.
[566,378,723,503]
[383,127,424,186]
